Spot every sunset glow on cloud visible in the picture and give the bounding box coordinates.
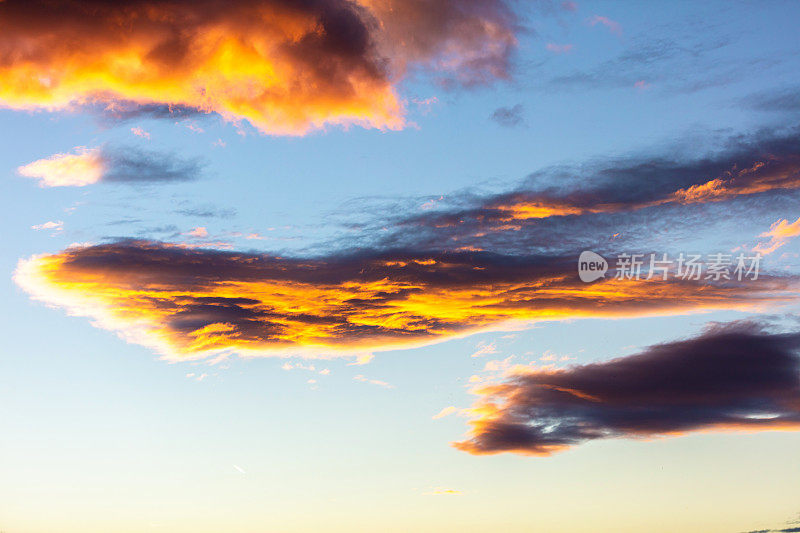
[17,147,105,187]
[14,241,796,360]
[754,216,800,255]
[4,3,800,529]
[0,0,517,135]
[17,146,202,187]
[494,155,800,222]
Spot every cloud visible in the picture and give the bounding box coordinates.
[754,217,800,255]
[353,374,394,388]
[432,406,459,419]
[31,220,64,232]
[545,43,574,54]
[545,36,736,93]
[131,127,151,139]
[14,240,796,360]
[176,207,237,219]
[18,147,105,187]
[17,146,202,187]
[379,127,800,253]
[187,227,210,239]
[470,342,498,358]
[422,488,462,495]
[0,0,518,135]
[490,104,524,127]
[453,321,800,456]
[741,85,800,114]
[588,15,621,35]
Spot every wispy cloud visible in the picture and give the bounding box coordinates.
[353,374,394,389]
[546,43,574,54]
[131,127,150,139]
[31,220,64,232]
[754,217,800,255]
[432,406,459,420]
[588,15,622,36]
[423,488,462,496]
[490,104,525,127]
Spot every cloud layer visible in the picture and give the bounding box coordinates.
[0,0,517,135]
[15,241,795,360]
[454,322,800,456]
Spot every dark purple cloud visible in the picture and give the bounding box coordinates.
[454,321,800,455]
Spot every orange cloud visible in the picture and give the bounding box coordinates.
[754,216,800,255]
[494,155,800,223]
[14,241,796,361]
[0,0,517,135]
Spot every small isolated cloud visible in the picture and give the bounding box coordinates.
[354,374,394,389]
[490,104,524,127]
[187,227,209,238]
[177,207,236,219]
[471,342,498,358]
[454,321,800,456]
[588,15,622,35]
[754,217,800,255]
[31,220,64,232]
[185,123,205,134]
[423,488,462,496]
[561,1,578,11]
[18,147,105,187]
[18,146,202,187]
[131,127,150,139]
[546,43,574,54]
[634,80,650,90]
[349,353,375,366]
[432,406,459,420]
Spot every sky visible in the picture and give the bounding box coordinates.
[1,1,800,532]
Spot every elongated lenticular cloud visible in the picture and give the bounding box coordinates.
[0,0,517,135]
[14,240,796,360]
[454,322,800,456]
[18,146,202,187]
